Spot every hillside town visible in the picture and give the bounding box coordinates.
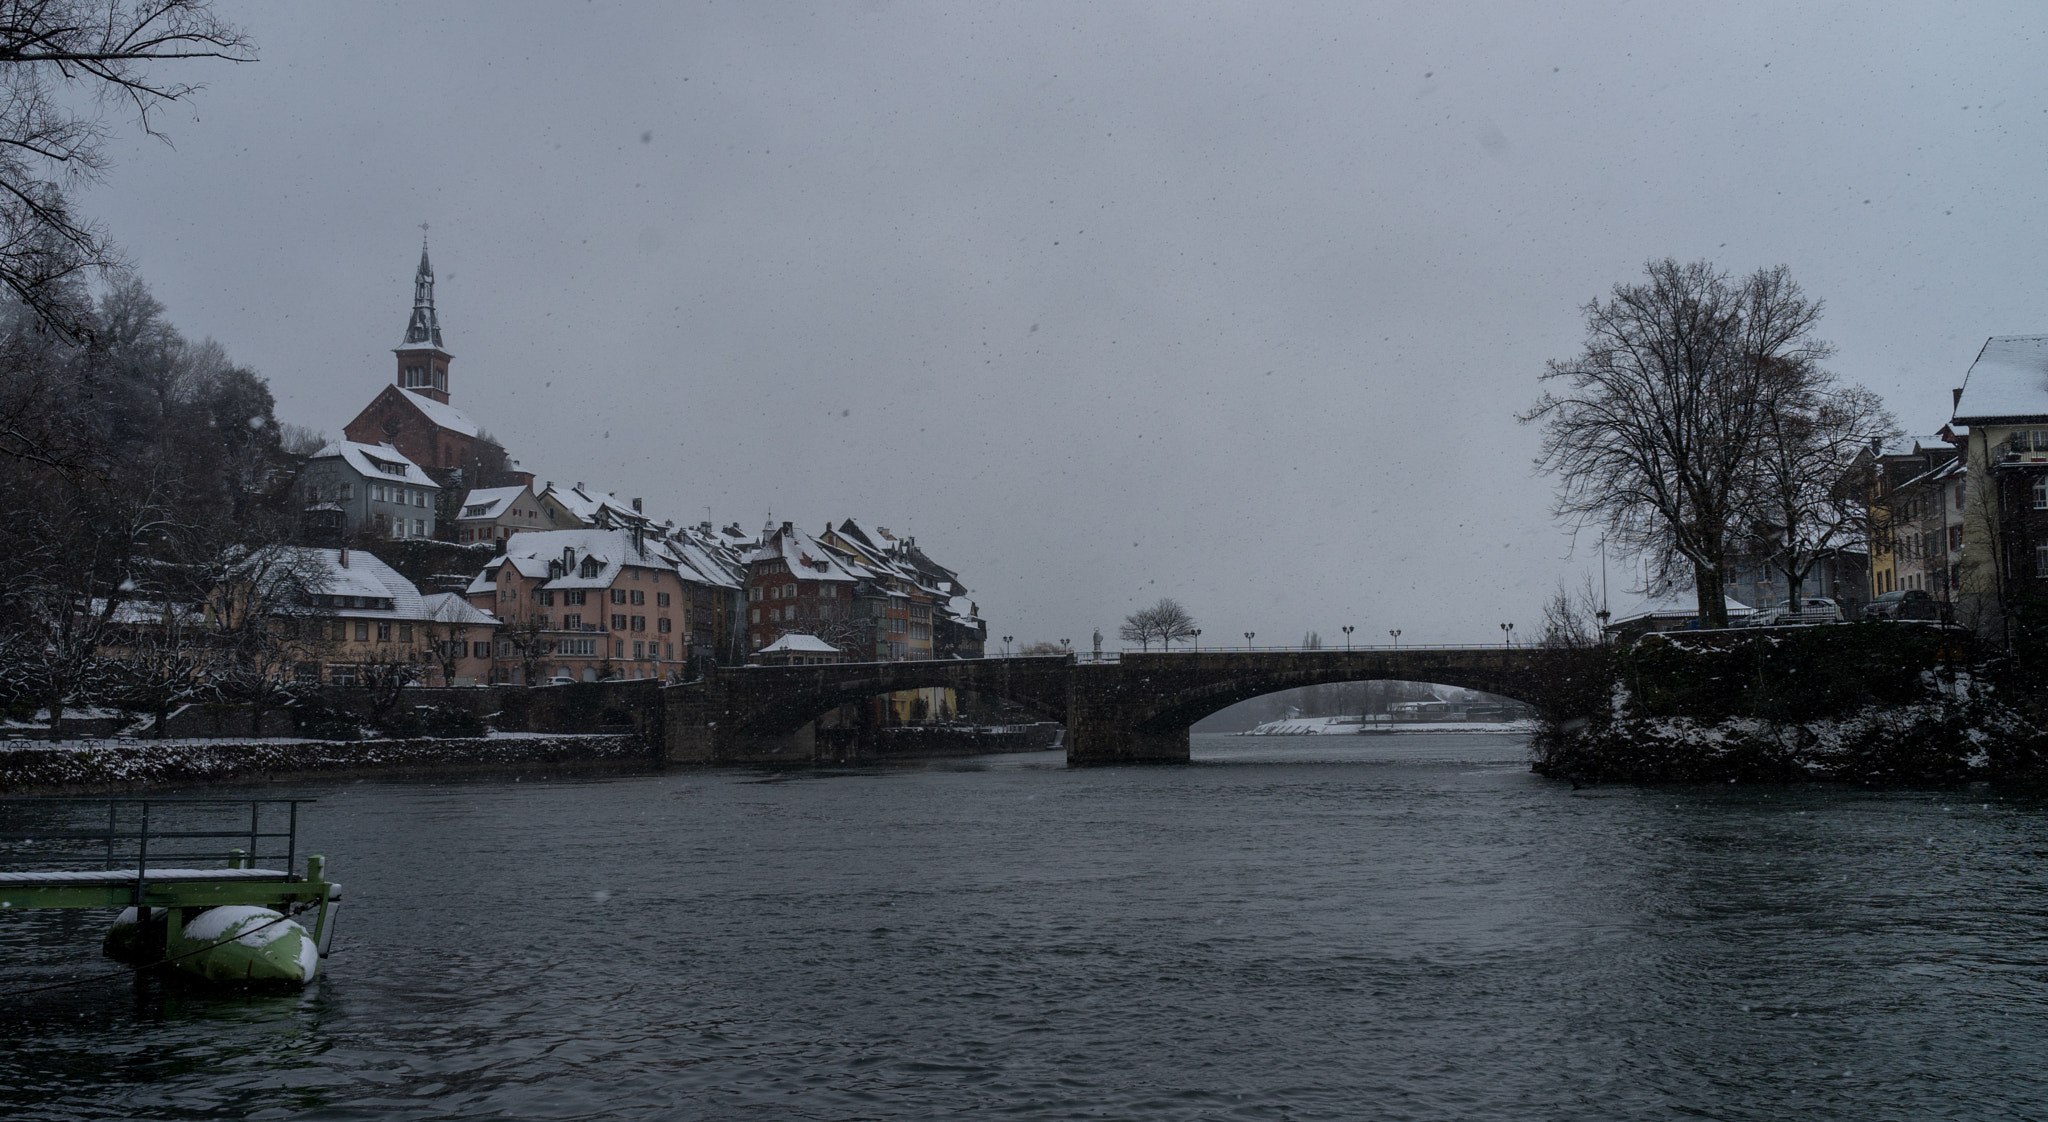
[234,245,989,692]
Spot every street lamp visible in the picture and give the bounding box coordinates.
[1244,631,1255,648]
[1389,629,1401,647]
[1191,628,1201,652]
[1341,625,1354,649]
[1499,622,1514,647]
[1595,610,1610,645]
[1002,635,1013,657]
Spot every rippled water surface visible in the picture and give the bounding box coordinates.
[5,732,2048,1120]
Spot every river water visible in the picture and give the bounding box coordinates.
[3,731,2047,1120]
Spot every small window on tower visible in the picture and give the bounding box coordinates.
[434,366,446,391]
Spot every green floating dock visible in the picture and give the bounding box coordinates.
[0,798,340,986]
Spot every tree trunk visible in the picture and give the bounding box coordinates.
[1694,558,1729,629]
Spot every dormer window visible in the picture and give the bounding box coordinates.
[579,557,603,579]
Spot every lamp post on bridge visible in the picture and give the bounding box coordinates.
[1190,628,1200,652]
[1389,629,1401,647]
[1002,635,1013,657]
[1342,625,1354,649]
[1499,622,1514,648]
[1243,631,1255,649]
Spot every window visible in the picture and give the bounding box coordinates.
[611,614,627,630]
[330,665,358,687]
[611,589,627,604]
[473,641,489,659]
[750,608,760,623]
[750,586,762,602]
[415,490,427,508]
[376,622,392,642]
[785,583,797,599]
[2034,477,2048,510]
[564,590,586,606]
[657,592,670,607]
[657,617,671,633]
[339,483,354,501]
[615,639,625,656]
[557,638,596,656]
[537,590,555,606]
[413,519,426,537]
[2037,541,2048,578]
[666,643,674,660]
[564,613,582,629]
[634,641,644,659]
[1950,525,1963,552]
[355,621,369,642]
[295,662,321,684]
[398,623,413,642]
[631,615,645,632]
[630,590,645,606]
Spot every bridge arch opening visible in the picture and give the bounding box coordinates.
[1184,678,1536,736]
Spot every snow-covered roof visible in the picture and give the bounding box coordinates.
[539,483,652,530]
[90,599,204,627]
[421,592,501,628]
[670,536,743,590]
[1605,590,1756,628]
[457,485,528,520]
[397,387,481,438]
[749,525,860,582]
[760,633,842,654]
[1953,336,2048,423]
[466,528,675,594]
[301,549,427,619]
[309,440,440,489]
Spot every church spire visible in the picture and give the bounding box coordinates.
[394,231,454,404]
[400,236,443,350]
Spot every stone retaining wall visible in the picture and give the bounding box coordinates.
[0,734,654,795]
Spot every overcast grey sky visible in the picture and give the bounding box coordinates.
[81,1,2048,645]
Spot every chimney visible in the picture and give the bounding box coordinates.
[338,548,349,568]
[1952,387,1964,410]
[632,497,643,513]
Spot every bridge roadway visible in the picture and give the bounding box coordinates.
[661,647,1548,767]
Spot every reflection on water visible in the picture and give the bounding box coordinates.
[3,733,2046,1120]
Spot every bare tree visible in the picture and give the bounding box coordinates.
[1119,597,1198,651]
[1741,375,1899,606]
[1523,260,1833,628]
[0,1,253,337]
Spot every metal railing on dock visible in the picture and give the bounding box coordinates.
[0,798,314,906]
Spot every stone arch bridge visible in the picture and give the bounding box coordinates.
[660,649,1549,767]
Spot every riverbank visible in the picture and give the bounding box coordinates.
[0,733,654,794]
[1525,625,2048,784]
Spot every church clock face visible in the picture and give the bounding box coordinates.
[382,417,402,437]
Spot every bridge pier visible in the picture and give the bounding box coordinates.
[1064,725,1190,766]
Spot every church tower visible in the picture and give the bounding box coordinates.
[393,238,454,404]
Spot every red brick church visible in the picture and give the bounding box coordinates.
[343,242,529,494]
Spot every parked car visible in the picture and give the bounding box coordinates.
[541,675,577,686]
[1864,588,1940,621]
[1753,597,1844,627]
